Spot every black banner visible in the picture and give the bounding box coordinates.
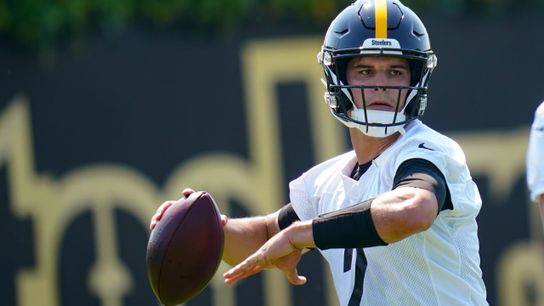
[1,13,543,306]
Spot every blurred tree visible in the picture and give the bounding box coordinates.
[0,0,541,51]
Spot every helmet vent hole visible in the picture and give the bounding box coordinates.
[334,28,349,35]
[413,30,425,38]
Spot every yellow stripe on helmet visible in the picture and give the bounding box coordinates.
[374,0,388,38]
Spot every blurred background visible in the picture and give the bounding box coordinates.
[1,0,544,305]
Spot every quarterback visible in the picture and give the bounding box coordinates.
[151,0,488,305]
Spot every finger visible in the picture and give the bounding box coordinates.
[285,268,307,286]
[150,201,174,230]
[224,264,264,284]
[181,188,195,197]
[149,212,161,230]
[220,214,228,226]
[150,214,162,230]
[223,258,257,280]
[156,201,174,218]
[224,256,266,284]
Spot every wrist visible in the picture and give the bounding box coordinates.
[287,220,316,249]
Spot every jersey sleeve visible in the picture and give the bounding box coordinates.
[394,143,449,182]
[527,102,544,202]
[289,174,318,221]
[393,158,449,211]
[392,136,481,216]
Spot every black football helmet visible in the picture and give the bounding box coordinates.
[318,0,437,137]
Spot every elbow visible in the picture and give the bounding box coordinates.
[372,188,439,243]
[403,190,438,233]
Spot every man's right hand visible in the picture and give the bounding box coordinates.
[149,188,195,230]
[149,188,228,230]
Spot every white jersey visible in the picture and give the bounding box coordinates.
[289,120,487,306]
[527,102,544,202]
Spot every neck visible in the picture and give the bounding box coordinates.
[349,128,400,164]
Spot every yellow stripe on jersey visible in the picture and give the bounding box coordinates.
[375,0,388,38]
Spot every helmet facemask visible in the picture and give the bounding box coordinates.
[320,50,436,138]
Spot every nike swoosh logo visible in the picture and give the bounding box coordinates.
[418,142,435,151]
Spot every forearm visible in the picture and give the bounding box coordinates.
[312,187,438,249]
[223,213,279,266]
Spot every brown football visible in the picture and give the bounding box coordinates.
[146,191,224,306]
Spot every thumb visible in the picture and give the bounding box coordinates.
[285,268,307,286]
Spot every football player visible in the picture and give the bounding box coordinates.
[527,101,544,228]
[151,0,488,305]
